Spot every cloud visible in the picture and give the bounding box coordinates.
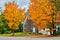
[0,0,30,10]
[0,0,15,10]
[16,0,30,8]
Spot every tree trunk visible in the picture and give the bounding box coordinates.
[12,30,15,36]
[50,28,53,35]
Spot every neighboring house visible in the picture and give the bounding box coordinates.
[23,9,38,33]
[23,17,34,33]
[39,28,51,35]
[23,16,38,33]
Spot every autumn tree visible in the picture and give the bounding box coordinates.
[55,0,60,22]
[3,2,25,34]
[29,0,52,30]
[29,0,57,35]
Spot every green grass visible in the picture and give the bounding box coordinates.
[0,32,37,37]
[0,34,12,36]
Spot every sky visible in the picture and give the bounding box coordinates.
[0,0,30,11]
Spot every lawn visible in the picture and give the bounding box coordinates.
[0,32,38,37]
[0,32,60,38]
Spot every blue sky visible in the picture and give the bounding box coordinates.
[0,0,30,11]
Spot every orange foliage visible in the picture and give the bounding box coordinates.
[29,0,55,30]
[55,11,60,22]
[3,2,25,30]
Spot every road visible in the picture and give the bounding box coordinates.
[0,36,60,40]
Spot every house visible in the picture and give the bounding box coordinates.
[23,9,38,33]
[23,15,38,33]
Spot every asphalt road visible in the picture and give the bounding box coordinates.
[0,37,60,40]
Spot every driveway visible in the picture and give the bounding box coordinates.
[0,36,60,40]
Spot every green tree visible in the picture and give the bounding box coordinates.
[0,8,10,34]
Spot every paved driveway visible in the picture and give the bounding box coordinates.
[0,36,60,40]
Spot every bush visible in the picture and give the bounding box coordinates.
[4,31,11,34]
